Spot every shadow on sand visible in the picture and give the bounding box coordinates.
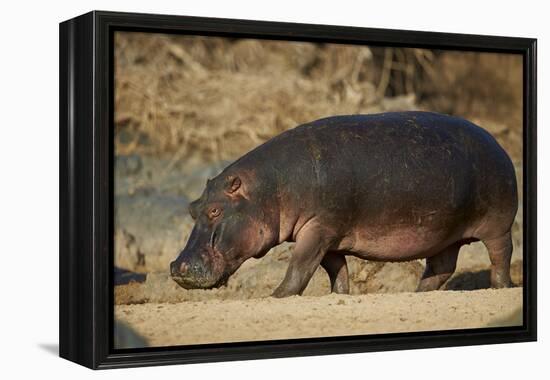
[445,262,523,291]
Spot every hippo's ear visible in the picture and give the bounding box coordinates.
[189,199,200,220]
[224,176,241,195]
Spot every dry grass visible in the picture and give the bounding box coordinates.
[114,32,522,164]
[115,33,420,162]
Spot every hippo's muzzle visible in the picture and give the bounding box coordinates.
[169,248,228,289]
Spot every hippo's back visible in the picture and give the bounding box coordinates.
[227,111,517,237]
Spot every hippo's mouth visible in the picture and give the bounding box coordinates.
[171,272,229,290]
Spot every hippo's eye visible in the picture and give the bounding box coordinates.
[209,208,221,218]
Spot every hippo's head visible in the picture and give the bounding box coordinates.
[170,173,277,289]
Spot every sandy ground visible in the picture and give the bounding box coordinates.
[115,288,522,347]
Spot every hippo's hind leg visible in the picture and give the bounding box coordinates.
[482,231,513,288]
[416,242,460,292]
[321,251,349,294]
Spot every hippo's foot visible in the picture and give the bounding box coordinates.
[271,285,298,298]
[271,272,314,297]
[416,242,460,292]
[321,251,350,294]
[483,231,513,289]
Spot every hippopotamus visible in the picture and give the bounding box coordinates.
[170,111,517,297]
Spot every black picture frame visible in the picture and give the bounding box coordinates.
[59,10,537,369]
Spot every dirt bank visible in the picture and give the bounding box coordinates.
[115,288,522,347]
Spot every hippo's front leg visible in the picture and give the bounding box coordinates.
[272,223,333,298]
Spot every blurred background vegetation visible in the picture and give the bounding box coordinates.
[114,32,522,164]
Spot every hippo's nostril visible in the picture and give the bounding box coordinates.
[179,262,189,273]
[171,261,186,277]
